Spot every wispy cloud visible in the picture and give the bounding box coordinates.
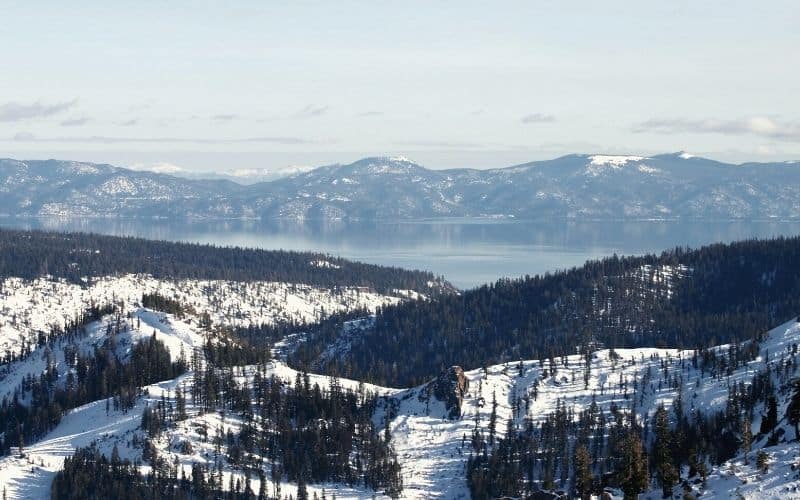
[394,140,487,149]
[520,113,556,124]
[0,99,78,122]
[5,133,314,145]
[211,114,238,122]
[12,132,35,141]
[117,118,139,126]
[60,117,90,127]
[635,116,800,141]
[357,111,383,117]
[293,105,329,119]
[129,161,186,174]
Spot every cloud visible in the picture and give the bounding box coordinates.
[293,105,328,119]
[4,133,314,145]
[60,117,90,127]
[231,165,313,177]
[117,118,139,126]
[0,99,78,122]
[357,111,383,117]
[211,114,238,122]
[129,162,186,174]
[635,116,800,141]
[12,131,36,141]
[521,113,556,124]
[394,140,487,149]
[235,136,315,144]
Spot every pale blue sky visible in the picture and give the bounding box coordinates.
[1,1,798,172]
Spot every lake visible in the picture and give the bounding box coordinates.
[2,217,799,289]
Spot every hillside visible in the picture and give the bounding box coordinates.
[289,236,800,386]
[0,233,799,498]
[0,228,449,294]
[0,284,798,498]
[3,154,800,220]
[0,269,410,498]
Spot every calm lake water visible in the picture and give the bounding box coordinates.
[2,217,799,289]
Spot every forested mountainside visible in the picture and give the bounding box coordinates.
[0,228,448,294]
[1,231,800,498]
[0,256,410,498]
[3,154,800,220]
[0,299,404,499]
[289,236,800,386]
[1,282,799,499]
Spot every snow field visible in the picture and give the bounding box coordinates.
[1,273,799,498]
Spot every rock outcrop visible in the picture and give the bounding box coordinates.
[431,366,469,419]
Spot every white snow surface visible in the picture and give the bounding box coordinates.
[585,155,647,176]
[0,303,401,499]
[0,274,403,499]
[588,155,645,166]
[0,274,799,499]
[0,274,400,359]
[385,319,800,499]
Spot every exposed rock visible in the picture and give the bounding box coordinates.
[431,365,469,419]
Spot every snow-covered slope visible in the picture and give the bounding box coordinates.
[3,310,799,499]
[0,308,399,499]
[0,274,400,359]
[384,319,800,499]
[1,273,799,498]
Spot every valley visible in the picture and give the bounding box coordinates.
[0,231,798,498]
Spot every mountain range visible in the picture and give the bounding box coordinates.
[1,153,799,220]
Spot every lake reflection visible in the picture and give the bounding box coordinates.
[2,217,798,289]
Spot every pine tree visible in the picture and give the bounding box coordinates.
[297,476,309,500]
[742,416,752,465]
[616,429,648,500]
[15,423,23,458]
[688,447,708,483]
[176,383,187,421]
[616,429,649,500]
[653,405,678,498]
[574,444,593,499]
[787,381,800,440]
[760,395,778,435]
[756,450,769,473]
[488,391,498,446]
[258,470,267,500]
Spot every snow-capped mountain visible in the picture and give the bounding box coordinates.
[149,166,315,185]
[0,158,245,218]
[2,154,800,219]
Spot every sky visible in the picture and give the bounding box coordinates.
[1,0,798,173]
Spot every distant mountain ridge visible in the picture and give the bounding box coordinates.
[2,153,799,219]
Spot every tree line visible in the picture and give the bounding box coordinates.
[290,236,800,386]
[177,341,403,498]
[0,228,447,294]
[0,315,185,456]
[466,338,800,499]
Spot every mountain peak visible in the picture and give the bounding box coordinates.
[340,156,426,175]
[586,154,646,166]
[353,155,420,165]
